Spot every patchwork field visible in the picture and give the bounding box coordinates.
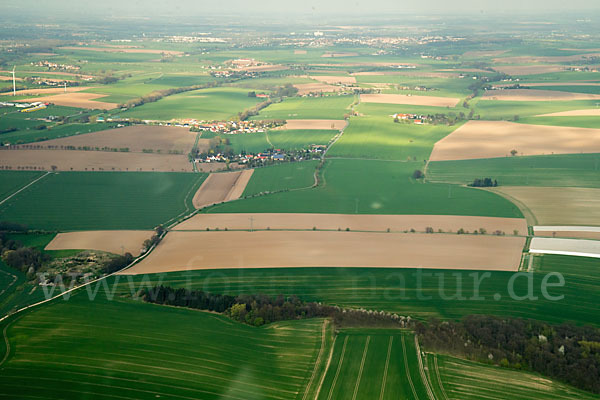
[360,93,460,107]
[253,95,354,120]
[481,88,600,101]
[427,153,600,188]
[121,87,264,121]
[429,120,600,161]
[192,169,254,209]
[530,237,600,258]
[122,230,526,274]
[0,290,323,400]
[36,125,203,154]
[534,226,600,240]
[210,159,524,218]
[0,149,192,172]
[45,230,154,255]
[431,354,598,400]
[492,186,600,226]
[175,213,527,234]
[0,171,205,230]
[279,119,347,130]
[317,330,431,400]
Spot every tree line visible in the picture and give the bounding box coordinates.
[140,285,411,328]
[0,227,48,278]
[416,315,600,394]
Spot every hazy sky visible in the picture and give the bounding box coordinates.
[4,0,600,16]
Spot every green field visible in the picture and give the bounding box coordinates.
[0,171,206,230]
[427,153,600,188]
[210,159,523,218]
[0,171,44,200]
[327,116,460,160]
[0,290,324,400]
[243,161,319,196]
[522,115,600,129]
[317,329,431,400]
[429,354,599,400]
[205,129,336,154]
[121,87,264,121]
[252,95,354,120]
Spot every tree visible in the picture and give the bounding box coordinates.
[412,169,424,179]
[510,149,518,156]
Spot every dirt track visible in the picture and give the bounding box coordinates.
[429,120,600,161]
[0,150,192,172]
[192,169,254,209]
[120,231,526,274]
[175,213,527,234]
[280,119,347,130]
[46,230,153,255]
[360,93,460,107]
[38,125,203,154]
[481,89,600,101]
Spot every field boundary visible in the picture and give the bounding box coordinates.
[0,171,50,207]
[379,336,393,400]
[314,334,337,400]
[302,319,329,400]
[415,335,435,400]
[401,334,419,400]
[326,335,348,400]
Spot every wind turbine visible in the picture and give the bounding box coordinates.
[12,66,16,96]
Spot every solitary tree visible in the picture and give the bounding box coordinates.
[412,169,424,179]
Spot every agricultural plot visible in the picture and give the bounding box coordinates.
[360,93,461,107]
[268,129,338,150]
[430,354,598,400]
[427,153,600,188]
[481,88,600,101]
[241,161,319,196]
[210,159,524,218]
[492,186,600,226]
[0,149,192,172]
[18,92,118,109]
[530,237,600,258]
[534,226,600,240]
[0,171,44,201]
[317,330,432,400]
[175,213,527,234]
[536,254,600,279]
[429,120,600,161]
[192,170,253,209]
[539,109,600,117]
[45,230,154,255]
[121,87,264,121]
[469,98,599,119]
[0,290,324,400]
[279,119,347,130]
[354,74,473,99]
[0,172,205,230]
[122,230,525,274]
[327,116,461,161]
[294,82,343,95]
[37,125,201,154]
[252,95,354,120]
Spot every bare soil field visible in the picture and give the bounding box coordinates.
[242,65,289,72]
[481,89,600,102]
[492,187,600,226]
[495,54,600,63]
[11,86,94,96]
[294,50,307,55]
[59,46,183,55]
[121,230,526,274]
[310,76,357,84]
[278,119,347,130]
[46,230,153,256]
[294,83,342,95]
[321,52,359,57]
[538,109,600,117]
[0,149,192,172]
[534,226,600,240]
[530,237,600,258]
[192,169,253,209]
[18,92,118,109]
[0,76,21,81]
[174,213,528,234]
[196,163,231,172]
[491,65,566,75]
[37,125,203,154]
[360,93,460,107]
[429,120,600,161]
[353,71,458,78]
[463,50,509,57]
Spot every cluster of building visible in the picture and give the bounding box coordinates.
[195,120,282,134]
[392,113,426,124]
[0,101,48,112]
[32,60,80,72]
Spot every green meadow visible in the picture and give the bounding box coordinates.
[243,161,319,196]
[252,95,354,120]
[0,171,44,200]
[0,290,324,400]
[427,153,600,188]
[210,159,523,218]
[121,87,263,121]
[0,171,206,230]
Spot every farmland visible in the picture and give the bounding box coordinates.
[0,290,324,400]
[210,159,524,218]
[252,95,354,120]
[242,161,319,196]
[0,171,205,230]
[0,170,44,201]
[317,330,432,400]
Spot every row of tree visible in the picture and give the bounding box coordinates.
[141,285,411,328]
[469,177,498,187]
[416,315,600,394]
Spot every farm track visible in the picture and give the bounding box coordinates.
[301,320,328,400]
[379,336,393,400]
[414,336,435,400]
[351,336,370,400]
[314,335,337,400]
[0,171,50,207]
[402,335,419,400]
[326,336,348,400]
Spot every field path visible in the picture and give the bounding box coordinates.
[379,336,393,400]
[415,336,436,400]
[0,171,50,207]
[326,335,349,400]
[433,355,449,400]
[302,319,329,400]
